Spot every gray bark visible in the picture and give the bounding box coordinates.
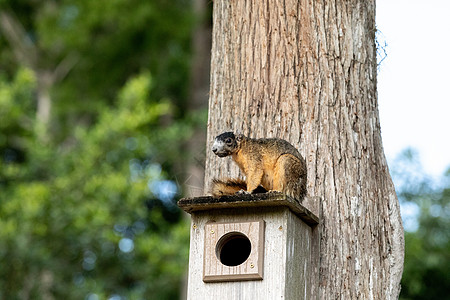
[204,0,404,298]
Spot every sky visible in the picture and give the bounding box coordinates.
[376,0,450,178]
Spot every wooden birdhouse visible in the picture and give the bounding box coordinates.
[178,193,320,299]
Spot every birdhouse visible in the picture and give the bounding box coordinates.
[178,192,320,299]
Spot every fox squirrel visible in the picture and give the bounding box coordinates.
[210,132,307,200]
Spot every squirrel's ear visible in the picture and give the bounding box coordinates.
[235,133,244,142]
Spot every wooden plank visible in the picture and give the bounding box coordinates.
[178,192,319,226]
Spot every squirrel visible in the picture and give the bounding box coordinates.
[210,131,307,200]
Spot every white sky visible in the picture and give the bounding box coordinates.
[376,0,450,177]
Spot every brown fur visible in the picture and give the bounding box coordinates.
[210,178,247,197]
[210,178,268,197]
[211,132,307,200]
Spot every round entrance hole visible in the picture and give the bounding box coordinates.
[216,232,251,267]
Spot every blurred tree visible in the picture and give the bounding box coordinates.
[0,0,203,299]
[390,149,450,300]
[183,0,212,198]
[0,0,193,139]
[0,71,192,299]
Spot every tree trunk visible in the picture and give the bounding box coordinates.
[36,71,53,128]
[181,1,212,298]
[0,10,78,140]
[184,0,212,198]
[204,0,404,299]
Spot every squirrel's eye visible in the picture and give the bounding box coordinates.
[225,138,232,144]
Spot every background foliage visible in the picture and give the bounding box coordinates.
[0,1,201,299]
[390,150,450,300]
[0,1,448,300]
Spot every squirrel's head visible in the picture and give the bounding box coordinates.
[212,131,244,157]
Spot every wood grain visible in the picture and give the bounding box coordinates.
[186,206,312,299]
[203,220,265,282]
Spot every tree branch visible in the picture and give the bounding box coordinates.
[0,10,38,69]
[52,52,79,83]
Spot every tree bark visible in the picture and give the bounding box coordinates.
[204,0,404,298]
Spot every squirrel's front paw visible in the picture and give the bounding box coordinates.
[268,190,281,194]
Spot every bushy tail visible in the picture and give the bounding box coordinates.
[210,178,247,197]
[210,178,268,197]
